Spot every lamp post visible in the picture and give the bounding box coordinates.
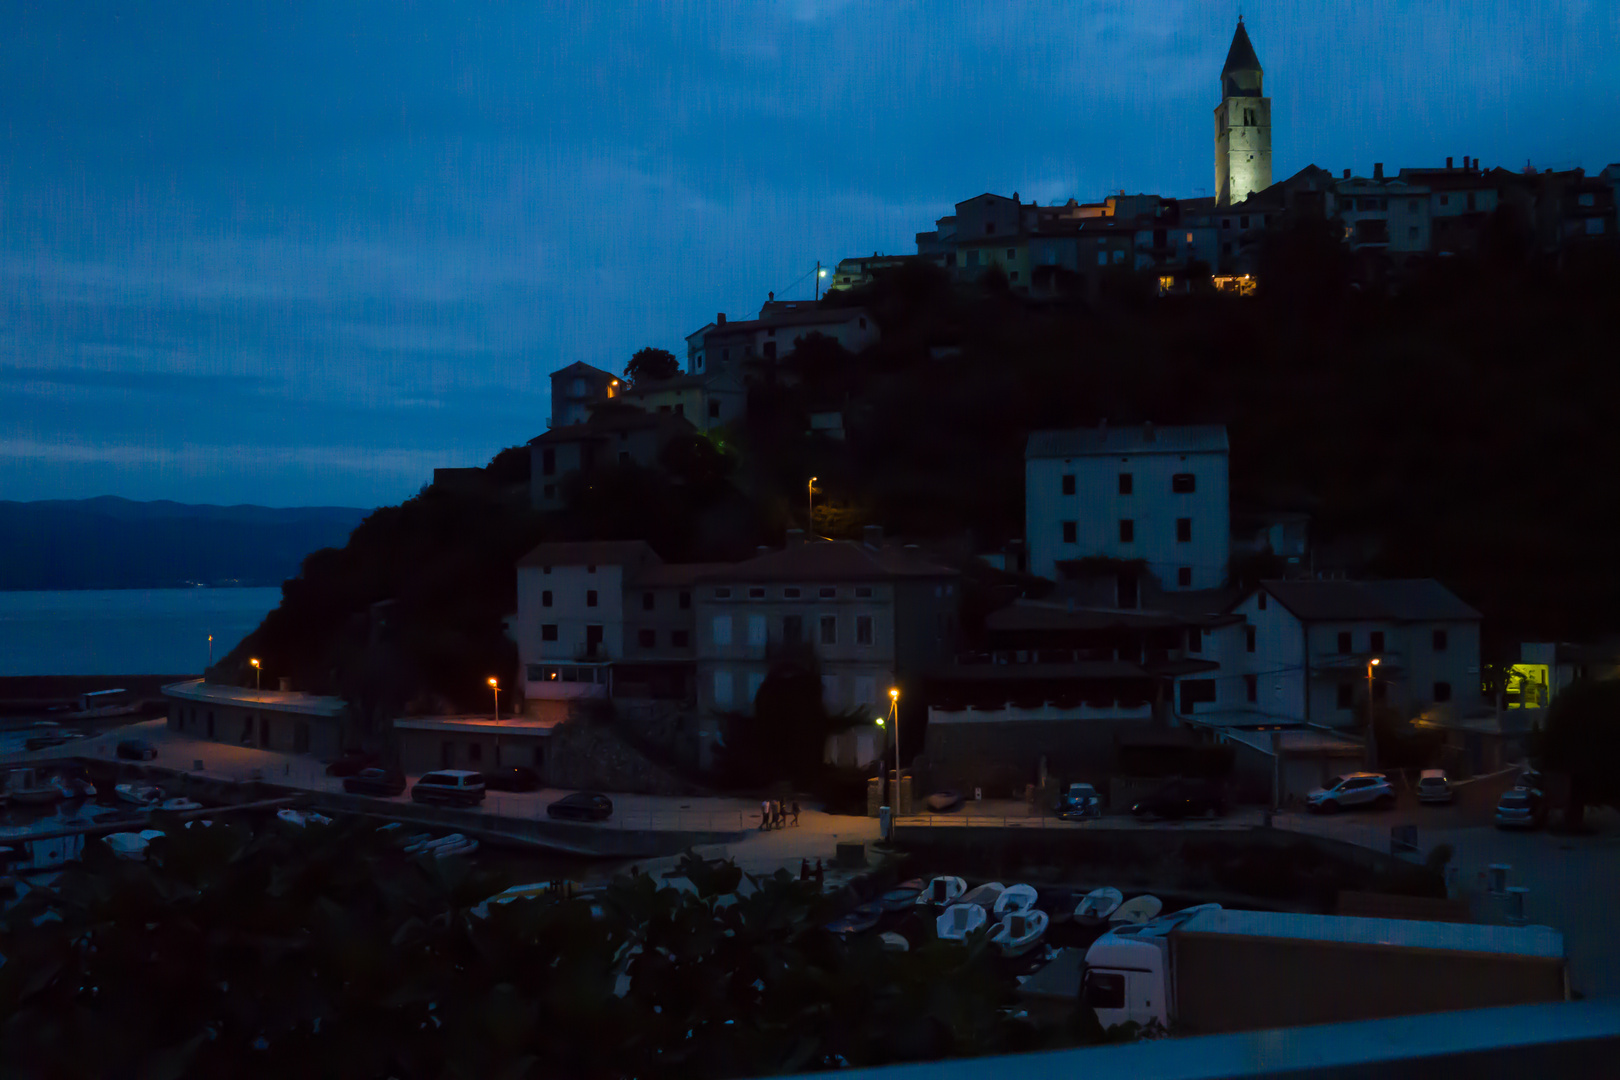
[207,633,213,669]
[888,687,900,812]
[807,476,817,532]
[1366,658,1381,769]
[815,261,826,300]
[250,657,261,691]
[488,677,501,768]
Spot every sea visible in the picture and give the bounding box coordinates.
[0,588,282,677]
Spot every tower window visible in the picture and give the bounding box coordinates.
[1119,519,1134,543]
[1061,474,1075,495]
[1118,473,1133,495]
[1175,518,1192,543]
[1062,521,1077,544]
[1171,473,1196,493]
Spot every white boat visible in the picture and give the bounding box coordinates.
[959,882,1005,910]
[276,809,333,828]
[936,902,989,940]
[994,883,1039,915]
[991,909,1050,957]
[879,931,910,953]
[114,783,162,807]
[405,832,468,855]
[434,836,479,859]
[159,797,203,812]
[103,829,166,861]
[56,775,96,799]
[1074,886,1124,925]
[915,875,967,907]
[1110,895,1164,925]
[6,769,64,806]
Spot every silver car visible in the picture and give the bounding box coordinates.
[1306,772,1395,813]
[1417,769,1454,805]
[1494,787,1544,830]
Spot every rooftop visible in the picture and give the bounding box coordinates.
[1221,17,1261,75]
[1222,727,1364,755]
[1255,578,1481,622]
[1181,907,1565,959]
[394,716,563,735]
[700,540,956,584]
[700,306,871,337]
[986,601,1238,633]
[517,540,658,570]
[529,406,696,444]
[1026,424,1229,458]
[162,679,347,718]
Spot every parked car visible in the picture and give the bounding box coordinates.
[1305,772,1395,813]
[483,765,542,793]
[409,770,486,807]
[116,738,157,761]
[25,732,68,751]
[1131,779,1227,820]
[1054,782,1103,820]
[546,791,613,822]
[1416,769,1454,805]
[1495,786,1547,830]
[342,768,407,797]
[325,751,379,777]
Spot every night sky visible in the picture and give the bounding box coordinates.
[3,1,1616,507]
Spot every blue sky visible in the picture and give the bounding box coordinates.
[2,1,1616,507]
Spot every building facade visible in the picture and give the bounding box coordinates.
[528,407,696,510]
[548,362,620,430]
[164,680,349,761]
[685,306,879,381]
[1025,424,1231,591]
[1215,18,1272,207]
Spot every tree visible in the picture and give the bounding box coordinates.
[625,346,679,384]
[1539,678,1620,828]
[719,650,837,786]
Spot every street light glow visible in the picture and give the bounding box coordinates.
[889,687,899,700]
[1371,658,1380,666]
[875,717,885,727]
[488,677,499,687]
[250,658,260,668]
[818,269,828,277]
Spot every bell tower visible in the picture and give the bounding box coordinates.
[1215,17,1271,207]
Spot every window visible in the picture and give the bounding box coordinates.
[1433,681,1453,703]
[1176,518,1192,543]
[1370,630,1386,653]
[819,587,836,599]
[675,404,685,418]
[586,590,598,608]
[1179,679,1216,711]
[584,625,603,656]
[855,586,873,599]
[1006,268,1017,282]
[783,615,804,644]
[1171,473,1196,493]
[1223,218,1232,230]
[541,624,558,641]
[1118,473,1133,495]
[708,400,720,419]
[679,590,691,610]
[984,222,995,235]
[1257,592,1267,611]
[642,592,655,611]
[1177,567,1192,587]
[1097,251,1107,266]
[1188,627,1202,653]
[1337,631,1352,654]
[1408,199,1420,212]
[747,615,767,646]
[1061,474,1075,495]
[1006,248,1016,259]
[1222,242,1232,256]
[714,671,733,706]
[1062,521,1077,543]
[820,615,837,645]
[1240,216,1250,228]
[1466,192,1477,211]
[714,587,731,599]
[467,742,482,763]
[542,448,556,476]
[672,630,690,648]
[748,587,766,599]
[542,590,553,607]
[712,615,733,645]
[1119,519,1134,542]
[1337,682,1354,709]
[784,587,801,599]
[968,249,981,267]
[1408,226,1419,240]
[856,615,874,646]
[1245,674,1258,703]
[1083,971,1126,1010]
[1439,195,1449,207]
[638,629,656,648]
[1245,625,1257,652]
[1432,629,1448,651]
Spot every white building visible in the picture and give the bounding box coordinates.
[1025,424,1230,592]
[685,306,880,380]
[1188,578,1483,729]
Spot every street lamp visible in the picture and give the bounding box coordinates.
[489,676,502,768]
[207,632,213,668]
[1366,658,1381,769]
[250,658,261,691]
[888,687,901,812]
[807,476,817,532]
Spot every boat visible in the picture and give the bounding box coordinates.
[56,774,96,799]
[1074,886,1124,926]
[959,882,1005,910]
[434,836,479,859]
[994,883,1039,915]
[159,797,204,812]
[936,902,988,941]
[990,909,1050,958]
[276,809,333,828]
[5,769,65,806]
[925,790,964,813]
[879,931,910,952]
[915,875,967,907]
[404,832,469,855]
[114,783,162,807]
[1110,895,1164,925]
[879,879,924,911]
[825,902,884,936]
[63,688,142,721]
[1039,888,1085,925]
[103,829,166,861]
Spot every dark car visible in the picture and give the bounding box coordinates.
[116,738,157,761]
[342,768,407,797]
[484,765,542,792]
[325,751,379,777]
[547,791,613,822]
[1131,779,1228,820]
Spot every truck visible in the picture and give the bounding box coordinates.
[1080,906,1569,1035]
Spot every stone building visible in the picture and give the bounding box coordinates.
[1215,17,1271,207]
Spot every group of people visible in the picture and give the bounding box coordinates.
[758,798,800,830]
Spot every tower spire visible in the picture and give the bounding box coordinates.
[1214,17,1271,207]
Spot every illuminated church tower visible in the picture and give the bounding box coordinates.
[1214,17,1271,206]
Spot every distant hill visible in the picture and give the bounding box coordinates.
[0,497,372,590]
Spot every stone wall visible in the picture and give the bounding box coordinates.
[544,718,704,796]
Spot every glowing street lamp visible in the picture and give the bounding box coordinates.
[886,687,901,811]
[1366,658,1381,768]
[488,677,500,723]
[807,476,817,532]
[250,657,261,691]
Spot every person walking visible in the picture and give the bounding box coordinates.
[759,798,770,831]
[814,858,825,887]
[790,799,801,827]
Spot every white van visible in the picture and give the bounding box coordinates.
[410,770,486,807]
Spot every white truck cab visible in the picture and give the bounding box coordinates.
[1081,932,1169,1029]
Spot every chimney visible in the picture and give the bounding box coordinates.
[1342,168,1350,179]
[1373,162,1383,181]
[1143,421,1156,443]
[277,676,291,693]
[785,528,806,549]
[717,313,727,325]
[863,524,884,549]
[767,292,774,301]
[1446,157,1453,170]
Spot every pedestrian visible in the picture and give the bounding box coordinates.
[814,858,825,887]
[773,799,784,829]
[760,798,770,831]
[799,858,810,881]
[790,799,801,827]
